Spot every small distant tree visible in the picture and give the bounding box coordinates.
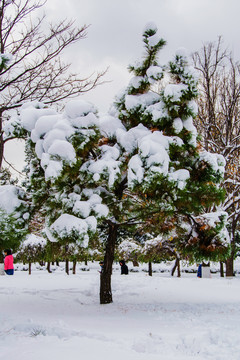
[45,240,61,268]
[116,239,141,265]
[179,212,230,263]
[17,234,47,274]
[140,235,181,277]
[55,242,91,275]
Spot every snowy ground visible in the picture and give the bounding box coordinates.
[1,262,240,360]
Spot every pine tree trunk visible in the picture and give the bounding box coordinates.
[73,260,76,274]
[100,222,118,304]
[220,261,224,277]
[65,259,69,275]
[56,260,59,266]
[0,250,4,263]
[84,258,88,266]
[148,261,152,276]
[177,258,181,278]
[171,257,181,277]
[29,262,31,275]
[47,262,52,273]
[226,229,236,277]
[171,260,177,276]
[225,256,234,277]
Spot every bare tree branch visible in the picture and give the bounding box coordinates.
[193,38,240,260]
[0,0,107,169]
[3,154,24,177]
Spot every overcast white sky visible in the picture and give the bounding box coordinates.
[45,0,240,111]
[4,0,240,174]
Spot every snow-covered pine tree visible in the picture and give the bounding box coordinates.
[79,23,230,304]
[161,48,229,262]
[113,23,229,262]
[11,23,230,304]
[84,23,168,304]
[84,113,133,304]
[9,99,122,298]
[17,234,47,275]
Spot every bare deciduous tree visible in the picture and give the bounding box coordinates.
[0,0,106,168]
[193,38,240,276]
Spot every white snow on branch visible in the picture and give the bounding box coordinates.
[0,185,23,214]
[50,214,90,247]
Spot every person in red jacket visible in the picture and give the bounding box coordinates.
[4,249,14,275]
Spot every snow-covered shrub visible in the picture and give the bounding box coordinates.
[17,234,47,269]
[116,239,141,262]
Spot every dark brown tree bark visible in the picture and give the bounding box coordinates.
[225,255,234,277]
[100,222,118,304]
[72,260,76,274]
[177,258,181,278]
[171,257,181,277]
[65,259,69,275]
[148,261,152,276]
[220,261,224,277]
[29,262,31,275]
[47,262,52,273]
[0,250,4,263]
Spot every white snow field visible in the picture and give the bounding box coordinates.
[0,263,240,360]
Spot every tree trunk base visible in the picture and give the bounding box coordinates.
[171,258,181,277]
[47,262,52,273]
[65,259,69,275]
[99,222,118,304]
[73,261,76,274]
[220,261,224,277]
[148,261,152,276]
[100,274,113,304]
[225,257,234,277]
